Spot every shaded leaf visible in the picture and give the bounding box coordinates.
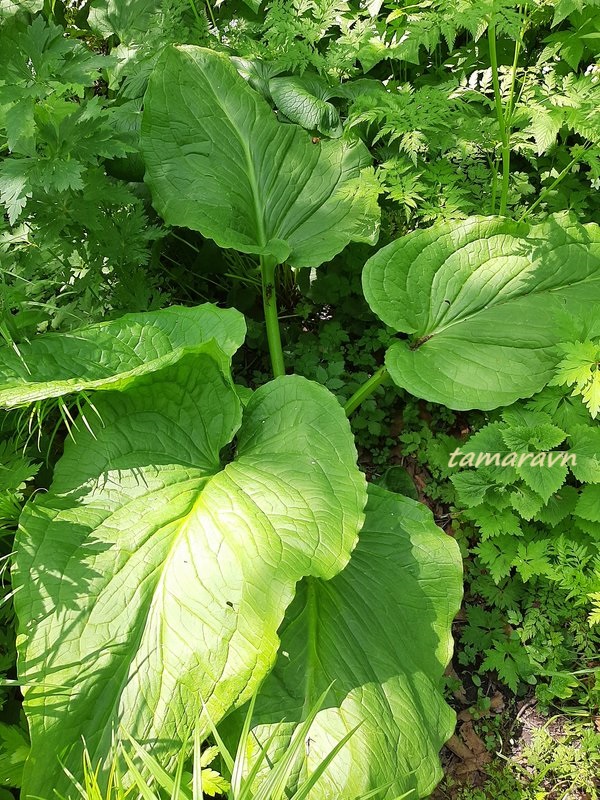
[269,75,343,137]
[88,0,161,44]
[223,486,461,799]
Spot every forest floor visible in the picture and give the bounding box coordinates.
[430,675,600,799]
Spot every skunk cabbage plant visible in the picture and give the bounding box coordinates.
[3,42,464,800]
[6,28,600,800]
[11,309,367,798]
[7,303,461,799]
[363,214,600,410]
[141,44,381,379]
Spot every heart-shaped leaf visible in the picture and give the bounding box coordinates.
[141,46,380,267]
[14,357,366,797]
[363,213,600,410]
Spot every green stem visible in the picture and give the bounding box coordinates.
[187,0,217,31]
[518,153,582,222]
[205,0,217,30]
[260,255,285,378]
[489,155,499,214]
[344,366,389,417]
[504,8,525,130]
[488,19,511,216]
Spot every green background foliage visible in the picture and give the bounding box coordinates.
[1,0,599,798]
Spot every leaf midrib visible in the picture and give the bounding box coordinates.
[413,238,600,344]
[186,50,268,248]
[182,48,355,258]
[77,471,219,772]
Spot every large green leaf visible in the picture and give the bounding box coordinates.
[14,361,366,798]
[141,46,380,267]
[88,0,160,44]
[269,75,343,138]
[0,304,245,408]
[363,214,600,410]
[223,485,462,799]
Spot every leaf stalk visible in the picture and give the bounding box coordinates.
[344,366,389,417]
[488,8,527,216]
[488,19,511,216]
[260,255,286,378]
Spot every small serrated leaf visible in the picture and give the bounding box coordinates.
[516,459,568,504]
[575,484,600,523]
[5,98,36,155]
[510,484,546,520]
[0,158,33,223]
[201,768,230,796]
[514,540,554,582]
[451,470,495,507]
[475,536,519,582]
[467,506,523,539]
[534,485,579,525]
[568,425,600,483]
[581,371,600,419]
